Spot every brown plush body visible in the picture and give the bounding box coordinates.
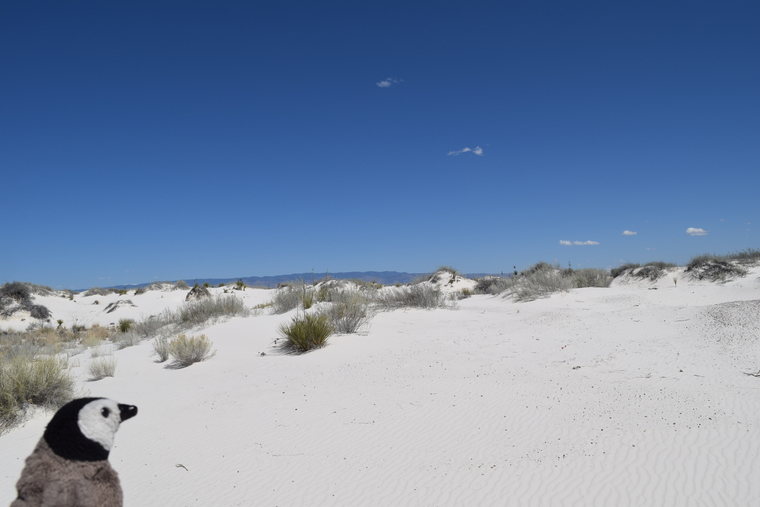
[12,438,123,507]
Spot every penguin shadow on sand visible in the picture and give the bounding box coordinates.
[12,397,137,507]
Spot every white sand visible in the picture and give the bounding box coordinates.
[2,271,760,505]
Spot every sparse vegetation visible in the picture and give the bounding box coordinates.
[509,264,575,301]
[1,354,73,433]
[83,287,117,297]
[0,282,51,320]
[153,337,170,362]
[271,283,314,314]
[474,276,512,295]
[686,255,747,281]
[321,292,370,334]
[88,356,116,380]
[375,285,448,310]
[457,288,473,299]
[568,268,612,288]
[118,319,135,333]
[177,295,249,326]
[168,334,213,367]
[279,313,333,353]
[611,262,676,281]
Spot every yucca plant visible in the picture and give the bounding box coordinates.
[279,313,333,353]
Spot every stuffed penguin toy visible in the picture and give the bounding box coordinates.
[12,397,137,507]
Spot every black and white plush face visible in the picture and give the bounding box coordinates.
[44,397,138,462]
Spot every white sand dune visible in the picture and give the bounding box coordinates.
[2,270,760,505]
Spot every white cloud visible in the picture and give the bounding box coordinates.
[686,227,708,236]
[560,240,600,246]
[376,77,403,88]
[622,230,637,236]
[448,146,484,156]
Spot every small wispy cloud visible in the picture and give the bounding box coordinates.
[448,146,484,156]
[560,240,600,246]
[686,227,708,236]
[622,230,637,236]
[376,77,403,88]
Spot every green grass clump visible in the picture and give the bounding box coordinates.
[279,314,333,353]
[118,319,135,333]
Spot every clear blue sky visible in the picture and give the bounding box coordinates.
[2,1,758,289]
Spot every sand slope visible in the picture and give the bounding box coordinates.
[2,272,759,505]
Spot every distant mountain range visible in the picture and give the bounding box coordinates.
[106,271,498,290]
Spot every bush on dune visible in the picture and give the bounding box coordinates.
[321,291,371,334]
[0,282,51,320]
[686,255,747,281]
[568,268,612,288]
[611,262,676,281]
[375,285,448,310]
[474,276,513,295]
[510,265,575,302]
[88,356,116,380]
[0,354,73,433]
[177,295,248,326]
[271,283,314,314]
[168,334,213,367]
[479,263,610,302]
[279,313,333,353]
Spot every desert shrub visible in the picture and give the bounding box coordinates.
[0,282,31,303]
[570,269,612,288]
[177,295,248,326]
[375,285,447,310]
[509,266,574,302]
[428,266,460,284]
[633,262,676,281]
[82,325,111,346]
[0,355,73,432]
[168,334,213,367]
[474,276,513,295]
[271,286,304,314]
[726,249,760,264]
[234,280,246,291]
[118,319,135,333]
[88,356,116,380]
[28,304,51,320]
[610,263,641,278]
[457,288,473,299]
[83,287,115,297]
[321,293,370,334]
[132,312,173,339]
[134,287,147,295]
[686,255,747,281]
[174,280,190,290]
[114,332,141,350]
[153,337,170,362]
[279,314,333,353]
[612,262,676,280]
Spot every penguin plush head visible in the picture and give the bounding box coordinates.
[43,397,138,462]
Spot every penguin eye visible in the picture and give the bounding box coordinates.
[101,407,111,418]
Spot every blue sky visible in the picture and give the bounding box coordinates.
[2,1,758,288]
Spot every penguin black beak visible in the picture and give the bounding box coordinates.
[118,404,138,422]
